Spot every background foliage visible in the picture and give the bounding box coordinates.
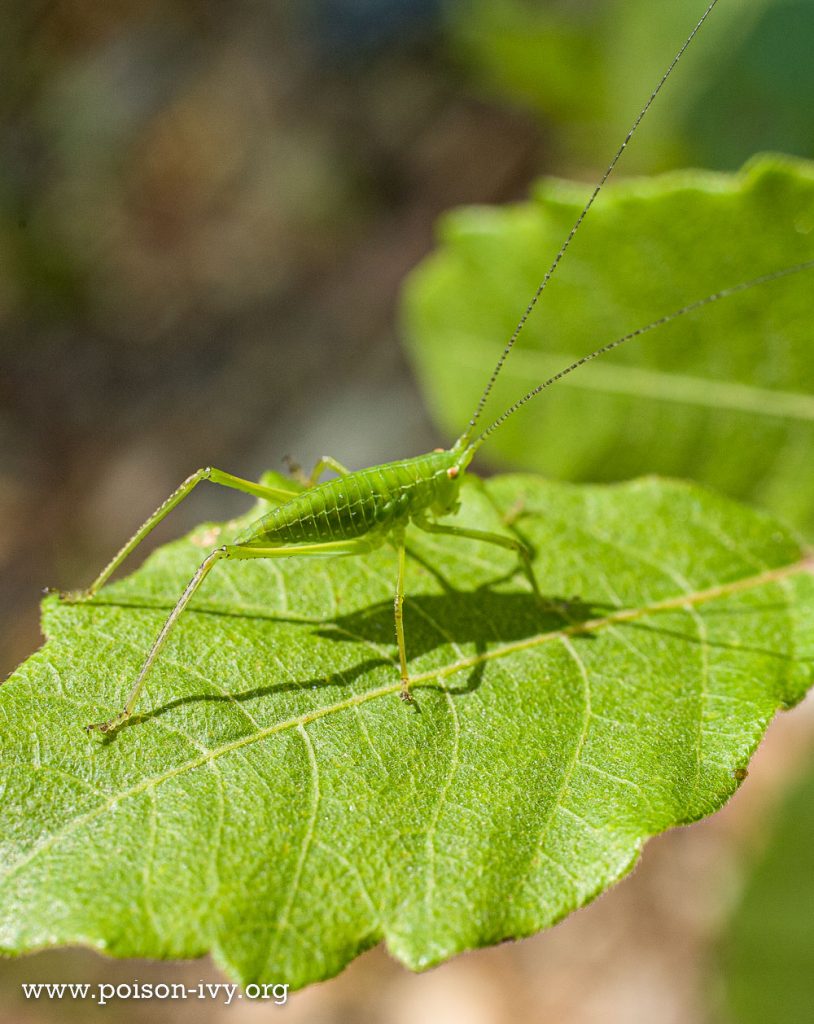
[2,0,814,1019]
[721,746,814,1024]
[404,156,814,533]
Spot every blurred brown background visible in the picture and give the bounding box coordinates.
[3,0,814,1020]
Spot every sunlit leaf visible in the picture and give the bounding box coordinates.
[1,473,812,987]
[403,156,814,534]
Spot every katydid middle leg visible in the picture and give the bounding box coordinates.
[414,515,542,602]
[309,455,351,485]
[391,526,412,702]
[283,454,351,487]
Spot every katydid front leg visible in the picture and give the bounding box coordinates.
[283,454,351,487]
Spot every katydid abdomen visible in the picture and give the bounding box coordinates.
[238,451,461,548]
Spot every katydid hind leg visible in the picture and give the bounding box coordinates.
[59,466,300,605]
[85,535,378,735]
[85,545,229,734]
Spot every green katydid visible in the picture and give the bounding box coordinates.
[68,0,813,735]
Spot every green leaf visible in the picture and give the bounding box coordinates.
[445,0,814,170]
[402,155,814,535]
[721,750,814,1024]
[1,473,813,988]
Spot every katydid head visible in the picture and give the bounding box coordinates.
[425,441,476,517]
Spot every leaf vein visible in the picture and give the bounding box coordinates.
[3,559,809,885]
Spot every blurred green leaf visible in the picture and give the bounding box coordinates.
[1,473,813,987]
[445,0,814,169]
[721,749,814,1024]
[403,155,814,534]
[681,0,814,169]
[444,0,607,128]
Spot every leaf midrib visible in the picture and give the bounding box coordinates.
[455,342,814,421]
[3,555,811,890]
